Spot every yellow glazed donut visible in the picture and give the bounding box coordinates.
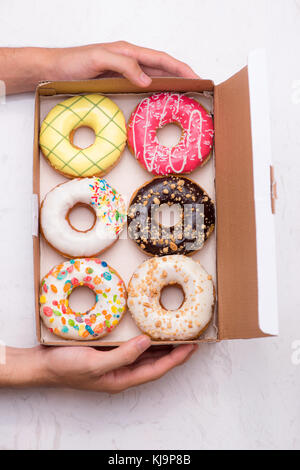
[39,94,127,178]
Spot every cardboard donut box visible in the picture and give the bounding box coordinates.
[33,50,278,346]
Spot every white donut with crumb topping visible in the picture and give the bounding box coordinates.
[128,255,215,340]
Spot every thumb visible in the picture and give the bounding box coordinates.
[97,49,152,87]
[99,335,152,374]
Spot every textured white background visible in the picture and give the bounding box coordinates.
[0,0,299,451]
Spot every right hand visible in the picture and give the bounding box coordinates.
[47,40,199,86]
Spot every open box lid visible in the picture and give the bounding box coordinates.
[215,49,278,339]
[34,50,278,343]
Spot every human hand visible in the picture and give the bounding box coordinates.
[1,337,198,392]
[46,41,199,86]
[1,41,198,94]
[41,335,198,393]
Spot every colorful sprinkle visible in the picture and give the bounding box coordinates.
[43,306,53,317]
[57,270,68,280]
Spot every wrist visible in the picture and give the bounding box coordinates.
[0,47,58,94]
[0,346,50,388]
[21,47,57,89]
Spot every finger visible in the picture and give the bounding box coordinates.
[133,344,197,369]
[97,66,177,78]
[97,67,197,80]
[106,348,171,373]
[104,42,199,79]
[140,66,186,78]
[97,335,152,374]
[106,344,197,391]
[131,344,197,374]
[127,346,173,369]
[182,343,199,364]
[93,67,189,80]
[95,49,152,87]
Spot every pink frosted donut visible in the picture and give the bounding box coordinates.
[127,92,214,175]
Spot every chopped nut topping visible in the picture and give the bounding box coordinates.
[170,242,178,251]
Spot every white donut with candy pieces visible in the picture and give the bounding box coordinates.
[40,258,127,340]
[40,177,126,258]
[127,255,215,341]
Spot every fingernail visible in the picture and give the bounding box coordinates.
[136,335,151,351]
[139,72,152,86]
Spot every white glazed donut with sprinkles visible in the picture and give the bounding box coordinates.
[40,259,127,340]
[128,255,215,341]
[41,177,126,258]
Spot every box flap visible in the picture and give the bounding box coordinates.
[215,65,268,339]
[248,49,278,335]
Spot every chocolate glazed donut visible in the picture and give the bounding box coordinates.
[127,176,215,256]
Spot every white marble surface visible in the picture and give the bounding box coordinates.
[0,0,299,450]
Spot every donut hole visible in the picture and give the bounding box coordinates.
[156,123,183,148]
[154,203,182,228]
[160,283,185,311]
[68,286,96,313]
[67,203,96,233]
[70,126,96,149]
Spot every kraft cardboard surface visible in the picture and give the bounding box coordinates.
[214,68,268,339]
